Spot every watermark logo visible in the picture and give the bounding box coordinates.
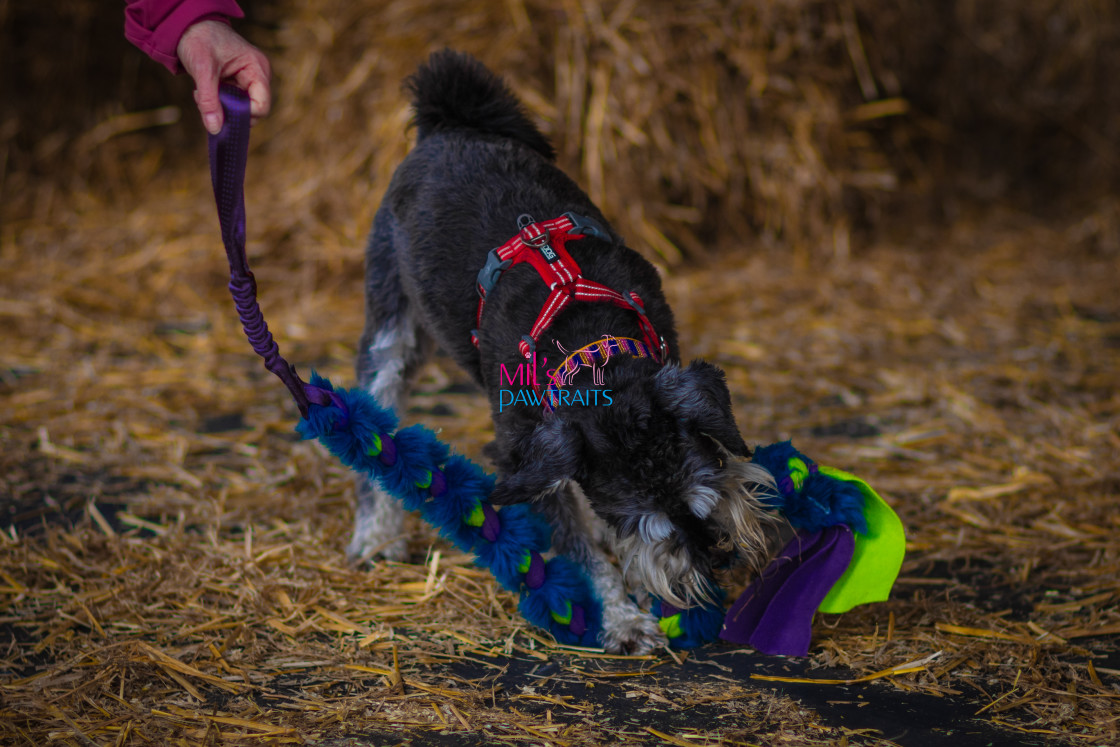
[499,386,613,411]
[497,350,614,412]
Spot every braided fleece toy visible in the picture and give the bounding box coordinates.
[681,441,905,656]
[295,375,904,655]
[297,374,601,647]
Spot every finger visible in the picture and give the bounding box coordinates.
[233,53,272,124]
[244,76,271,123]
[192,67,224,135]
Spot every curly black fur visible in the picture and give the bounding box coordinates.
[352,50,776,646]
[405,48,555,160]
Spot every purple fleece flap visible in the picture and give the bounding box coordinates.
[720,525,854,656]
[720,530,821,644]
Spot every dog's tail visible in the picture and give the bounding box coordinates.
[405,49,555,161]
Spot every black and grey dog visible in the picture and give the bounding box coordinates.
[350,50,777,654]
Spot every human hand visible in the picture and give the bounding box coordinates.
[176,19,271,135]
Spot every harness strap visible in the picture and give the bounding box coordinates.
[208,85,335,418]
[524,280,660,358]
[473,213,665,360]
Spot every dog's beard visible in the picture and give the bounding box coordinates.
[709,455,779,573]
[615,455,778,609]
[616,533,712,609]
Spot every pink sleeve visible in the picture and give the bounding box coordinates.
[124,0,245,74]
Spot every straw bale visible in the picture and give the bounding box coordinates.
[6,1,1119,258]
[852,0,1120,207]
[244,0,879,262]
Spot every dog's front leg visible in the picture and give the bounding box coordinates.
[540,481,668,655]
[349,205,434,563]
[348,311,419,563]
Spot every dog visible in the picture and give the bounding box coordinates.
[348,50,779,654]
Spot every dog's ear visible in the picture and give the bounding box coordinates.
[656,362,776,563]
[654,360,750,456]
[488,418,582,505]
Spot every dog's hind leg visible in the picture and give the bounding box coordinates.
[349,206,433,563]
[541,481,668,655]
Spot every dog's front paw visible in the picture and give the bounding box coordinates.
[346,516,409,563]
[599,606,668,655]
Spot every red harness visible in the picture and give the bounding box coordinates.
[472,212,665,360]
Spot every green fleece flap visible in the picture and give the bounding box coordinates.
[818,465,905,614]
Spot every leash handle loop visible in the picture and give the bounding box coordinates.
[208,84,331,418]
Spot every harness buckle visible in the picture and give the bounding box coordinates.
[562,211,609,241]
[477,248,512,298]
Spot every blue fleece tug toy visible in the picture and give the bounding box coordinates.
[208,85,904,656]
[295,377,904,655]
[298,375,601,646]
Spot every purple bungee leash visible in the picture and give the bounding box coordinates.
[207,85,336,418]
